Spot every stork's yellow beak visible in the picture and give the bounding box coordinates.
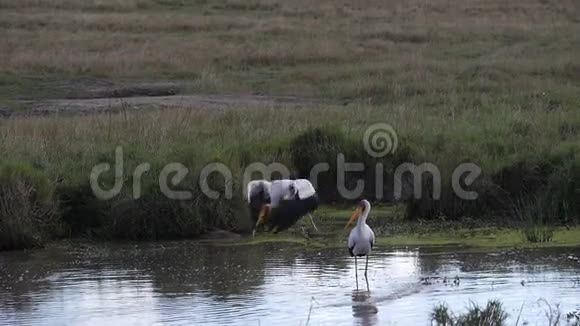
[255,205,271,229]
[345,207,362,229]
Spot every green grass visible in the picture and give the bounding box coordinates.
[211,224,580,249]
[375,228,580,249]
[315,205,580,248]
[226,227,580,249]
[1,0,580,250]
[217,206,580,249]
[1,106,579,250]
[316,205,404,220]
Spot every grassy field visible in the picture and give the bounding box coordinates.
[1,0,579,103]
[1,0,579,250]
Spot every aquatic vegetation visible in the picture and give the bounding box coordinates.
[567,308,580,325]
[431,303,454,325]
[431,300,508,326]
[432,299,580,326]
[513,192,558,243]
[538,299,562,326]
[521,226,554,244]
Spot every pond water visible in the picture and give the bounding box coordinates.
[0,241,579,325]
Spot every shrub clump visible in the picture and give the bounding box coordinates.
[288,127,360,202]
[95,173,250,240]
[288,127,412,203]
[0,162,60,250]
[431,300,508,326]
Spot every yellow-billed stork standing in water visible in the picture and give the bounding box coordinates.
[346,199,375,291]
[249,179,318,235]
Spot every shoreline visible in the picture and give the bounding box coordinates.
[21,223,580,254]
[2,203,579,252]
[232,226,580,250]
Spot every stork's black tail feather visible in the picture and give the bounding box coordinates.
[267,195,318,232]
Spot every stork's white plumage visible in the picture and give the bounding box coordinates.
[248,179,319,234]
[247,179,301,235]
[346,199,375,290]
[246,180,271,203]
[292,179,316,199]
[269,179,298,207]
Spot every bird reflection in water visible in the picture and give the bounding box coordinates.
[351,290,378,326]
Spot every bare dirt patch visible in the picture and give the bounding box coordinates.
[4,93,323,118]
[59,80,181,99]
[1,77,324,118]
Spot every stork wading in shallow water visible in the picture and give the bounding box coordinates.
[346,199,375,291]
[249,179,319,235]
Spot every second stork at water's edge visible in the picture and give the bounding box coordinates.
[247,179,272,234]
[248,179,319,234]
[247,179,294,234]
[346,199,375,291]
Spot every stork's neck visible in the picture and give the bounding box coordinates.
[357,201,371,226]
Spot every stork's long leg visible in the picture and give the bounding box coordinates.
[308,214,319,232]
[253,218,263,236]
[355,256,359,290]
[300,226,309,239]
[365,255,369,291]
[299,217,309,238]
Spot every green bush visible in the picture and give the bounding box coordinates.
[0,162,60,250]
[288,127,356,202]
[98,173,250,240]
[288,127,413,203]
[57,184,109,237]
